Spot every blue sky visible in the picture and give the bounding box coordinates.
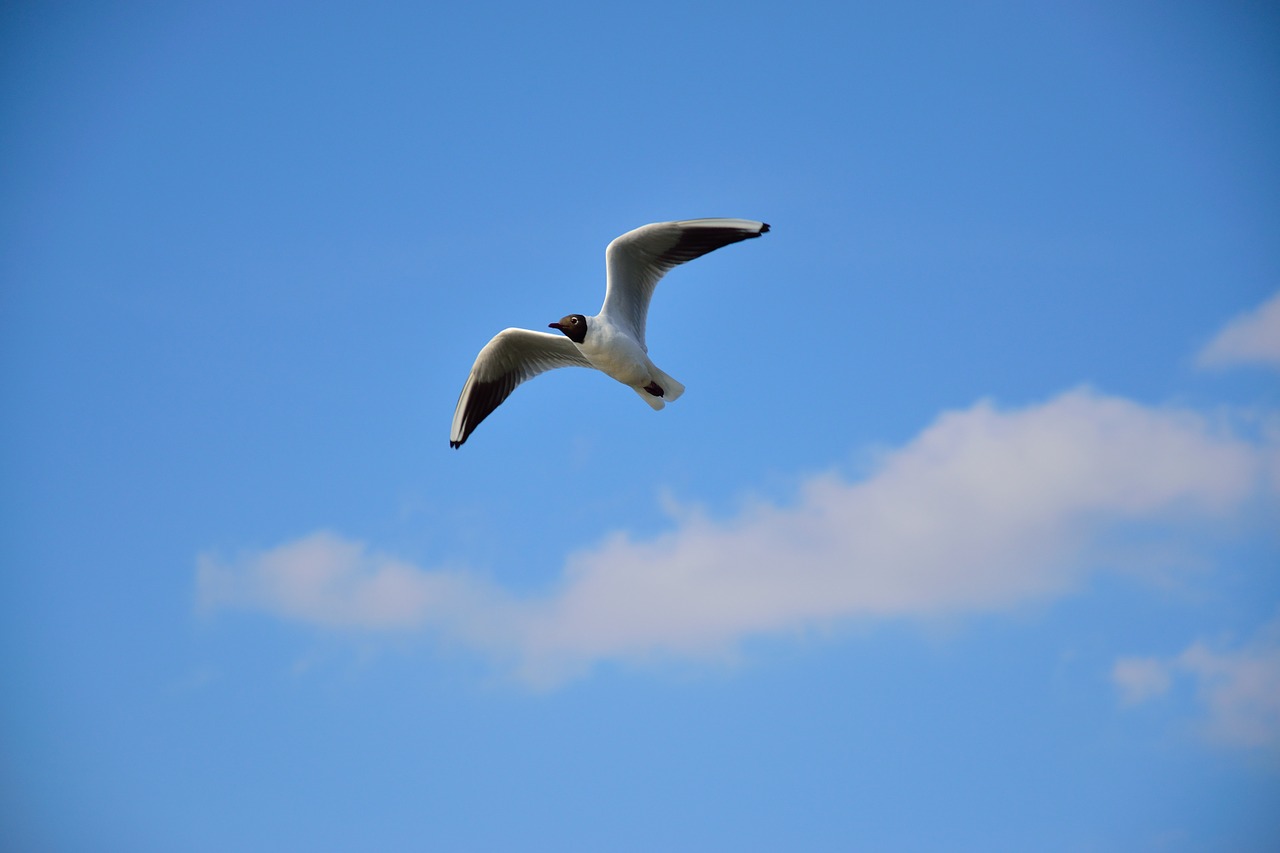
[3,1,1279,850]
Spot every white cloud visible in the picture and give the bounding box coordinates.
[197,532,514,640]
[198,388,1271,684]
[1114,614,1280,752]
[1180,625,1280,750]
[1197,290,1280,370]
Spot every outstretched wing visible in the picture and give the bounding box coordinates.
[600,218,770,346]
[450,328,593,448]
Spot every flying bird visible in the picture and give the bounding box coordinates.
[449,218,770,448]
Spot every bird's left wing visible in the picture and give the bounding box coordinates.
[450,328,593,448]
[600,218,770,345]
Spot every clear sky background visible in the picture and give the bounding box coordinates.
[3,2,1279,850]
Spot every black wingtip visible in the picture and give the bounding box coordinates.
[759,222,771,234]
[450,439,463,449]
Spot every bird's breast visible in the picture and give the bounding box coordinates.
[580,324,652,386]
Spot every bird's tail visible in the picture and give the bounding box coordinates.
[631,368,684,410]
[655,370,685,401]
[633,386,666,410]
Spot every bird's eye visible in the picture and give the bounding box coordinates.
[571,317,579,325]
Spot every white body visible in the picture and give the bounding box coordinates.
[575,315,685,410]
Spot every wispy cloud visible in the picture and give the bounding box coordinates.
[198,388,1271,685]
[197,532,519,647]
[1197,290,1280,370]
[1112,657,1174,706]
[1114,613,1280,752]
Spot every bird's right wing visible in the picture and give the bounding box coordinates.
[450,328,593,448]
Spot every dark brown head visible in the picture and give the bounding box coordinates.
[549,313,588,344]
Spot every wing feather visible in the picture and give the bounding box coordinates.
[449,329,592,447]
[600,218,769,344]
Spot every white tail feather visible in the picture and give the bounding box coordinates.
[633,386,666,409]
[652,368,684,401]
[629,367,684,410]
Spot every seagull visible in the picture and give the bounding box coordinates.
[449,217,770,448]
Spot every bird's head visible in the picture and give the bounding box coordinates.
[549,313,588,344]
